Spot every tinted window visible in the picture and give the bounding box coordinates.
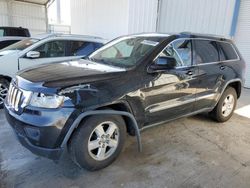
[34,40,66,58]
[2,38,38,51]
[217,42,238,61]
[0,29,4,37]
[158,39,192,67]
[0,40,20,50]
[194,40,219,64]
[67,41,103,56]
[0,28,30,37]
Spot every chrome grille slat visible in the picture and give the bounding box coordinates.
[7,83,23,111]
[15,91,22,111]
[8,84,14,105]
[11,89,17,106]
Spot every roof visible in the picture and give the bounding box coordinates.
[0,37,28,42]
[124,32,231,42]
[177,32,231,41]
[130,33,170,37]
[31,33,107,44]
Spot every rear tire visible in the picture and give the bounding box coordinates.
[0,78,9,109]
[210,87,237,122]
[69,115,126,171]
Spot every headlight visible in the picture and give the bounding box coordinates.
[30,93,64,109]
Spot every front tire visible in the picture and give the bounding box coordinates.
[69,115,126,171]
[0,78,9,109]
[210,87,237,122]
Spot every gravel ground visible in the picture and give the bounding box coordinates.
[0,89,250,188]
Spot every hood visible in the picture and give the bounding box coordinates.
[0,50,19,56]
[17,59,126,89]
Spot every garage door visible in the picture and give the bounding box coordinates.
[234,0,250,88]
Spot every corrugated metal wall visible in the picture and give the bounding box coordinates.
[70,0,158,39]
[234,0,250,88]
[0,0,8,26]
[71,0,129,39]
[128,0,158,34]
[0,0,47,35]
[157,0,236,37]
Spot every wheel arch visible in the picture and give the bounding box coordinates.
[227,81,242,98]
[62,109,142,152]
[95,101,137,136]
[0,75,12,83]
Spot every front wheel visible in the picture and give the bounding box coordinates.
[69,115,126,171]
[0,78,9,109]
[210,87,237,122]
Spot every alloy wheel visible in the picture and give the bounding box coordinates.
[221,94,235,117]
[88,121,119,161]
[0,83,8,106]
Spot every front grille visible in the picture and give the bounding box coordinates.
[8,83,22,111]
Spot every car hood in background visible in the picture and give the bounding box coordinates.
[17,59,126,89]
[0,50,19,56]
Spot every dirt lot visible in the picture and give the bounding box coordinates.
[0,89,250,188]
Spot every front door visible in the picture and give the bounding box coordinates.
[142,39,199,125]
[19,40,82,70]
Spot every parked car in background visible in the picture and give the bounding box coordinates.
[0,37,27,50]
[0,33,106,107]
[4,32,245,170]
[0,26,30,37]
[0,26,30,50]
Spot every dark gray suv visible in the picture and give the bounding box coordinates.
[4,32,245,171]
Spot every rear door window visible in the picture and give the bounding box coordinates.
[193,39,219,64]
[217,42,239,61]
[66,41,102,56]
[0,29,4,37]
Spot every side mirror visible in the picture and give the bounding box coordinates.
[26,51,40,59]
[149,56,177,72]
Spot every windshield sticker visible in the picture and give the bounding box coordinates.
[141,40,159,46]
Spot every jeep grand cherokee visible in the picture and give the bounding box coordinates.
[4,32,245,171]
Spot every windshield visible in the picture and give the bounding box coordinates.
[1,38,39,51]
[89,36,165,68]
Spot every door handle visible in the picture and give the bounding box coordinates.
[220,65,225,70]
[186,71,193,76]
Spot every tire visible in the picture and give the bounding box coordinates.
[210,87,237,122]
[0,78,10,109]
[68,115,126,171]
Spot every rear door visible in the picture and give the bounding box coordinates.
[193,39,225,111]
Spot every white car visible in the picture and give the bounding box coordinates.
[0,33,106,107]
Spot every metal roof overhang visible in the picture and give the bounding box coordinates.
[13,0,52,6]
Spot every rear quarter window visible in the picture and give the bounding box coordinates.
[0,40,20,50]
[217,42,239,61]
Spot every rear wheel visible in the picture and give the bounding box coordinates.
[0,78,9,109]
[210,87,237,122]
[69,115,126,171]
